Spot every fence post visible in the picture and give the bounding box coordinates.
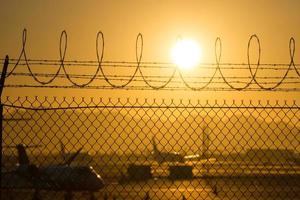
[0,55,9,194]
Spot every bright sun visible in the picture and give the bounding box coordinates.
[171,39,202,70]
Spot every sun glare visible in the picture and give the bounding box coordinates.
[171,39,202,70]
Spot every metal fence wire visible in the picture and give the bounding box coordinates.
[1,97,299,200]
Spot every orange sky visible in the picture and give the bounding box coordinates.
[0,0,299,100]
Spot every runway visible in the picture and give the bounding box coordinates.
[2,160,300,200]
[2,175,300,200]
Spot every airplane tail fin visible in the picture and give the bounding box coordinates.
[16,144,30,166]
[60,142,66,162]
[152,137,159,154]
[202,125,210,157]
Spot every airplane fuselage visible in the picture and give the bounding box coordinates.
[41,165,104,191]
[152,150,185,164]
[3,165,104,191]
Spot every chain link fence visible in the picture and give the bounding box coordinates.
[1,97,299,200]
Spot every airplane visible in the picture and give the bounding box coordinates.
[151,137,217,165]
[151,126,215,164]
[1,144,104,192]
[151,137,185,163]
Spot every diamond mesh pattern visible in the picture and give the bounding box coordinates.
[1,97,299,200]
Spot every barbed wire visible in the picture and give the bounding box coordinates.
[3,59,300,69]
[7,72,300,81]
[1,29,299,91]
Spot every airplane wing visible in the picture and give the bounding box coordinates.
[3,118,31,121]
[184,154,201,160]
[63,147,83,166]
[184,154,216,163]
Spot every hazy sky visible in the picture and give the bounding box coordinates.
[0,0,299,100]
